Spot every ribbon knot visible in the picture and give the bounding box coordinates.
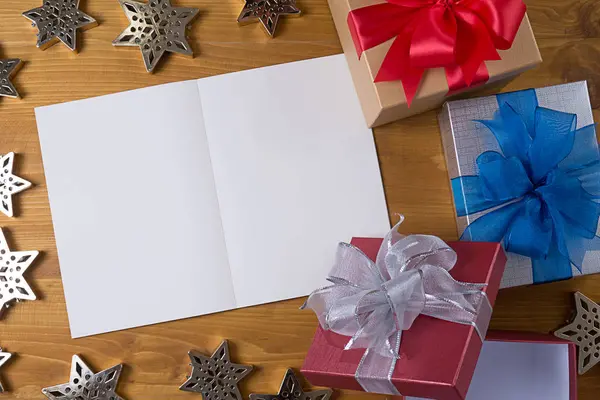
[453,89,600,283]
[302,216,491,395]
[347,0,526,105]
[436,0,454,8]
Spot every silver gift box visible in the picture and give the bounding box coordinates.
[439,81,600,288]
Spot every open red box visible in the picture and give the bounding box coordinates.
[301,238,577,399]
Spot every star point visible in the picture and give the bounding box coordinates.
[0,59,22,100]
[555,291,600,374]
[180,340,253,399]
[0,227,39,318]
[0,152,32,218]
[42,355,125,400]
[249,369,332,400]
[0,349,12,393]
[237,0,301,37]
[23,0,98,51]
[113,0,199,72]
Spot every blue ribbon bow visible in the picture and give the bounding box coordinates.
[452,89,600,283]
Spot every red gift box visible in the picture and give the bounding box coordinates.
[301,237,507,400]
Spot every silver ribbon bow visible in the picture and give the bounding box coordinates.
[302,217,492,395]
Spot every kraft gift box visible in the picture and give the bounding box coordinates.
[407,331,578,400]
[328,0,542,127]
[301,237,507,400]
[439,81,600,288]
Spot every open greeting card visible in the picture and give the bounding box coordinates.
[35,55,390,338]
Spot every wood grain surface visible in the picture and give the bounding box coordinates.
[0,0,599,399]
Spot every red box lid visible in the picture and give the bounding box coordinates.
[301,238,507,400]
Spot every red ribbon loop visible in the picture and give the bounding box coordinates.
[347,0,526,105]
[409,5,457,68]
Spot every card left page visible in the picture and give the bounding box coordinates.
[35,81,236,338]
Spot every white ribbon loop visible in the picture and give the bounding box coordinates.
[302,219,491,395]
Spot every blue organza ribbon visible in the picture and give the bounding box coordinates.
[452,89,600,283]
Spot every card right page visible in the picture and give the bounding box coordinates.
[197,55,390,308]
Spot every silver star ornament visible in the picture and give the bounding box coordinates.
[0,152,32,218]
[237,0,301,37]
[23,0,98,51]
[555,291,600,374]
[113,0,199,72]
[180,340,253,400]
[0,227,39,318]
[42,355,125,400]
[0,59,22,100]
[0,349,11,393]
[249,369,332,400]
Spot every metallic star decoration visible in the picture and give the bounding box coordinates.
[113,0,199,72]
[0,227,38,318]
[0,349,11,393]
[249,369,332,400]
[0,59,22,100]
[555,292,600,375]
[180,340,253,400]
[0,153,32,218]
[22,0,97,51]
[42,355,125,400]
[237,0,301,37]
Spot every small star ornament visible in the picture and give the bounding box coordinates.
[237,0,301,37]
[42,355,125,400]
[0,59,22,100]
[113,0,199,72]
[0,153,32,218]
[0,227,39,318]
[22,0,98,51]
[555,292,600,374]
[249,369,332,400]
[0,349,11,393]
[180,340,252,400]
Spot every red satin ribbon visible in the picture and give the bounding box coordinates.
[347,0,526,105]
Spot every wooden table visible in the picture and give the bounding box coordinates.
[1,0,599,398]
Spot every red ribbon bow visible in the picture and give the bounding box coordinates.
[347,0,526,105]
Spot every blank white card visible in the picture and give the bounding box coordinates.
[35,55,390,338]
